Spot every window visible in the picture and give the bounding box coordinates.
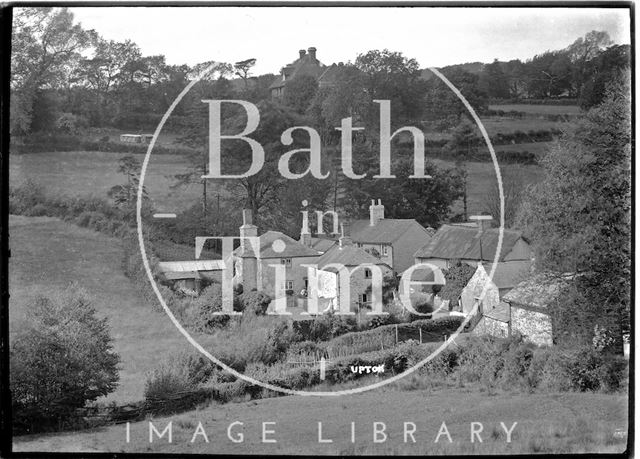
[381,245,388,256]
[281,258,292,267]
[360,293,369,304]
[285,280,293,290]
[364,268,372,279]
[303,277,308,289]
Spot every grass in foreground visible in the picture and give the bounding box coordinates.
[13,387,628,455]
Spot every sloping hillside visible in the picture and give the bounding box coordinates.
[9,215,211,403]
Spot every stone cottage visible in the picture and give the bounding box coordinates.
[474,272,574,346]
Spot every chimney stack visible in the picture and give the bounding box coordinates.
[299,49,306,59]
[469,215,492,236]
[240,209,258,250]
[339,222,352,248]
[299,214,312,247]
[369,199,385,226]
[308,47,317,60]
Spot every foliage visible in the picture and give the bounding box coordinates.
[237,291,272,316]
[516,74,631,348]
[438,261,476,305]
[340,155,464,228]
[283,74,318,114]
[11,286,120,433]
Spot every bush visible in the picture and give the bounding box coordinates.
[11,286,120,434]
[238,291,272,316]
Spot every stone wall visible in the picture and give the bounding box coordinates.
[473,315,509,338]
[511,307,553,346]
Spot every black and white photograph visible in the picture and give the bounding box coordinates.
[0,3,633,456]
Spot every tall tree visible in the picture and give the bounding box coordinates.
[10,7,92,134]
[516,73,631,348]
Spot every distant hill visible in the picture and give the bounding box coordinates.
[420,61,486,80]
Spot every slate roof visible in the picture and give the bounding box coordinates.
[269,53,326,90]
[351,219,422,244]
[503,272,573,310]
[414,225,526,261]
[484,302,511,322]
[485,261,533,290]
[310,237,337,253]
[316,244,389,270]
[234,231,320,259]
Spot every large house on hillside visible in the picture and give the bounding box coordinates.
[269,47,349,99]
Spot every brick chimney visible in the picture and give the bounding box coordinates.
[369,199,385,226]
[239,209,259,291]
[299,49,306,59]
[339,222,352,248]
[308,47,317,60]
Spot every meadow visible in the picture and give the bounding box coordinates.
[8,214,218,403]
[10,150,225,212]
[13,388,628,454]
[10,150,545,220]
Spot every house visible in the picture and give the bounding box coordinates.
[473,272,573,346]
[232,210,321,297]
[269,47,326,99]
[414,220,533,270]
[457,261,533,316]
[311,230,392,314]
[157,260,225,295]
[350,200,433,276]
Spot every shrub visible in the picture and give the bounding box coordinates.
[144,363,196,401]
[11,286,120,434]
[238,291,272,316]
[191,284,232,331]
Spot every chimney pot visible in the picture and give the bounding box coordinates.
[299,49,306,58]
[369,200,385,226]
[308,47,317,59]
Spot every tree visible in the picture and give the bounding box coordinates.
[438,261,476,309]
[355,49,428,128]
[516,73,631,349]
[445,118,481,220]
[10,7,92,134]
[234,58,256,94]
[340,155,463,228]
[482,167,527,228]
[578,44,630,109]
[424,67,487,124]
[566,30,612,97]
[283,74,318,114]
[479,59,510,99]
[107,155,149,214]
[11,287,120,432]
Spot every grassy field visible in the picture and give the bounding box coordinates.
[430,159,544,217]
[13,388,628,454]
[489,104,582,115]
[10,150,227,212]
[9,214,218,403]
[11,150,544,222]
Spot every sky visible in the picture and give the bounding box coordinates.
[67,6,631,75]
